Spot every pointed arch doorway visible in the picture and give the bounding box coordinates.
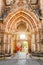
[4,8,42,55]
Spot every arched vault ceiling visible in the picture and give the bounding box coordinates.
[9,17,35,32]
[10,19,33,32]
[4,8,42,33]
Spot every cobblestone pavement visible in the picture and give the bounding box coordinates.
[0,52,43,65]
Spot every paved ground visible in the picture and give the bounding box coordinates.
[0,52,43,65]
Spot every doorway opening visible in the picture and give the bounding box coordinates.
[13,33,31,54]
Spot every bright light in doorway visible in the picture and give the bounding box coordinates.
[20,34,26,39]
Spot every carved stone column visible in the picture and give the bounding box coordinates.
[40,19,43,53]
[5,34,8,53]
[35,33,40,52]
[11,35,14,55]
[31,34,36,52]
[7,35,11,54]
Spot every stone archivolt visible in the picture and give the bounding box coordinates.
[4,8,41,33]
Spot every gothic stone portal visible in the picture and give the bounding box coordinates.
[3,9,42,55]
